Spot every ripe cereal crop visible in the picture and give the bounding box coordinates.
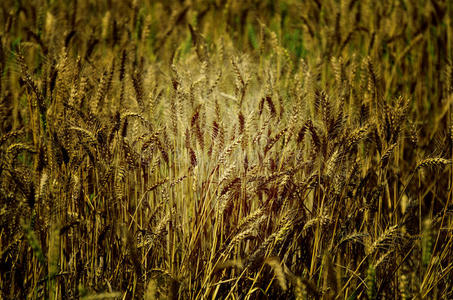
[0,0,452,299]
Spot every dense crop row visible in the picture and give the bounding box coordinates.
[0,0,452,299]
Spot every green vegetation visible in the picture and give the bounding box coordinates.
[0,0,452,298]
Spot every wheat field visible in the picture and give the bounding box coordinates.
[0,0,452,299]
